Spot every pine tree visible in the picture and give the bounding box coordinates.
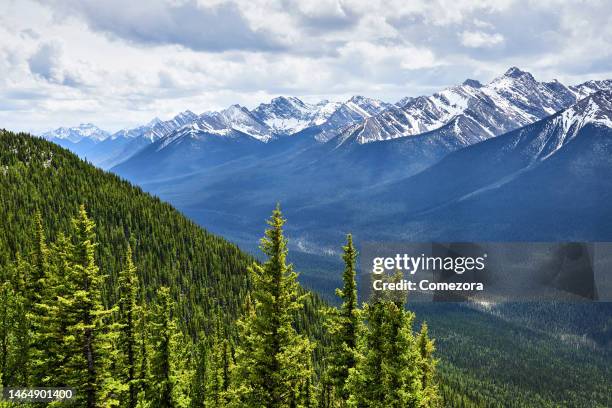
[206,325,232,407]
[230,205,314,408]
[347,297,425,408]
[136,296,151,408]
[190,336,208,408]
[60,205,114,407]
[416,323,441,408]
[0,263,27,387]
[117,244,141,408]
[30,232,74,388]
[29,211,48,304]
[346,302,386,408]
[212,309,235,407]
[149,286,191,408]
[20,211,49,385]
[325,234,360,404]
[150,286,176,408]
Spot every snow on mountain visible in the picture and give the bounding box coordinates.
[41,123,110,143]
[345,90,612,245]
[249,95,389,140]
[570,79,612,100]
[251,96,321,134]
[395,96,415,108]
[197,104,272,141]
[333,67,612,146]
[154,95,390,148]
[112,110,199,141]
[308,100,341,125]
[530,90,612,160]
[43,68,612,161]
[313,96,391,142]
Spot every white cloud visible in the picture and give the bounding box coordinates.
[0,0,611,133]
[460,31,505,48]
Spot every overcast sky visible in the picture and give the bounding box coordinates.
[1,0,612,133]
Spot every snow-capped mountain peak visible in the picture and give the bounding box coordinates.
[329,67,612,146]
[559,90,612,134]
[503,66,533,79]
[42,123,110,143]
[198,104,271,141]
[502,90,612,163]
[462,79,483,88]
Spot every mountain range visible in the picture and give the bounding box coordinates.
[42,67,611,171]
[40,68,612,293]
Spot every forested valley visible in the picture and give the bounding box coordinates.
[1,130,610,408]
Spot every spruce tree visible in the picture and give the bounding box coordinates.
[0,264,27,387]
[117,244,141,408]
[149,286,191,408]
[230,205,314,408]
[150,286,176,408]
[60,205,114,407]
[31,232,74,388]
[20,211,49,385]
[325,234,360,404]
[202,310,234,407]
[347,297,425,408]
[29,211,48,304]
[190,337,208,408]
[416,323,441,407]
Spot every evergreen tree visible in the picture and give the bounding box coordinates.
[190,337,208,408]
[117,244,141,408]
[30,232,74,388]
[325,234,360,404]
[150,286,176,408]
[206,325,232,407]
[0,263,27,387]
[347,297,426,408]
[29,211,48,304]
[19,211,49,385]
[416,323,441,408]
[136,296,151,408]
[149,286,191,408]
[230,205,314,408]
[60,205,115,407]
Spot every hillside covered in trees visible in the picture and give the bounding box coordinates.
[0,131,439,407]
[1,130,610,408]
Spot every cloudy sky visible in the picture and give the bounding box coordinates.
[1,0,611,133]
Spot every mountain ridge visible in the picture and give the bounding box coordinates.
[42,68,612,172]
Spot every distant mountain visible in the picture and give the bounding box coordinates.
[251,96,330,135]
[311,96,390,142]
[333,67,586,145]
[113,110,198,141]
[571,79,612,100]
[195,95,390,142]
[112,90,612,280]
[48,68,612,211]
[197,104,272,141]
[345,90,612,241]
[40,111,199,169]
[42,123,110,143]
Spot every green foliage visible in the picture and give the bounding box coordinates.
[148,286,192,408]
[0,130,254,336]
[0,131,444,408]
[346,300,423,408]
[116,244,141,408]
[323,234,361,405]
[229,205,315,408]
